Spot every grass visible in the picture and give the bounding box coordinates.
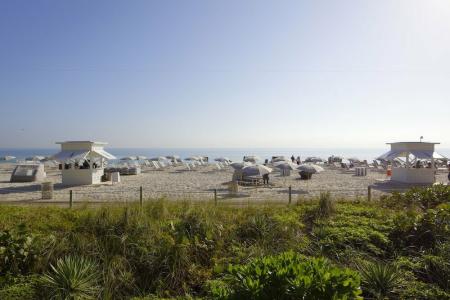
[0,185,449,299]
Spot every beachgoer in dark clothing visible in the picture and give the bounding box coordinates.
[263,173,269,185]
[448,164,450,182]
[291,155,295,163]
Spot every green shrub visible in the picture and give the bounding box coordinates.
[42,255,101,300]
[358,260,402,299]
[0,224,36,275]
[0,275,40,300]
[389,204,450,252]
[209,251,362,300]
[381,184,450,210]
[308,204,393,258]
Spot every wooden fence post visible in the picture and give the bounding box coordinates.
[288,186,292,205]
[214,189,217,205]
[368,186,372,202]
[69,190,73,208]
[140,186,143,207]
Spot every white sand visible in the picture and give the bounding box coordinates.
[0,163,448,204]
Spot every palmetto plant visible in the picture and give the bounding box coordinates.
[358,260,402,299]
[42,255,100,300]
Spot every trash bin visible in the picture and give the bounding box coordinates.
[41,182,53,200]
[111,172,121,184]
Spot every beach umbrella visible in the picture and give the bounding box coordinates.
[26,156,45,161]
[304,157,323,163]
[274,161,298,170]
[298,164,324,174]
[230,162,253,170]
[243,155,261,163]
[272,156,288,163]
[166,155,180,160]
[215,157,231,162]
[242,164,272,176]
[185,156,201,161]
[0,156,16,161]
[348,157,361,163]
[120,156,137,161]
[150,156,168,161]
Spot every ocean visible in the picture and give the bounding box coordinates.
[2,147,450,163]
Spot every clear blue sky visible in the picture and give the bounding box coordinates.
[1,0,449,148]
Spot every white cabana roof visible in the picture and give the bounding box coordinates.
[91,149,116,160]
[377,150,445,161]
[52,149,116,162]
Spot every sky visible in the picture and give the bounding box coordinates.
[0,0,449,149]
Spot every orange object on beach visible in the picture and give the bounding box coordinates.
[387,169,392,177]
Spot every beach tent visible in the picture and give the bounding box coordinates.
[10,163,46,182]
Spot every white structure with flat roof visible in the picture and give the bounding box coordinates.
[52,141,116,186]
[378,141,446,184]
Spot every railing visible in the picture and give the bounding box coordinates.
[0,183,409,207]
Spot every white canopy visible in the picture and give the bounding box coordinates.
[377,150,445,161]
[52,149,116,162]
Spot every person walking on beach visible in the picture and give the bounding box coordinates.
[296,156,301,165]
[291,155,295,163]
[448,164,450,183]
[263,173,269,185]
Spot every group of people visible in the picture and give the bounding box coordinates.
[290,155,301,165]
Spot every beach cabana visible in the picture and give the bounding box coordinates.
[10,163,46,182]
[52,141,116,186]
[377,141,446,184]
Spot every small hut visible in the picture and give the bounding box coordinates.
[377,141,446,184]
[52,141,116,186]
[10,163,46,182]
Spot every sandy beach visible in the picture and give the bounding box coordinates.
[1,162,448,204]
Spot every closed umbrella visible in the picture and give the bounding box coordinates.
[242,164,272,176]
[230,162,253,170]
[298,164,324,174]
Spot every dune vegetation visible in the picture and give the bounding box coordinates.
[0,185,449,299]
